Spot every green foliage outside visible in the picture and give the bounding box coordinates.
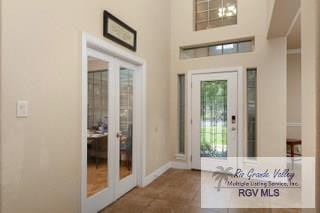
[200,81,228,156]
[201,126,227,153]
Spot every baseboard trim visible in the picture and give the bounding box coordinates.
[175,153,186,161]
[142,161,190,187]
[142,162,171,187]
[171,161,189,169]
[287,122,302,127]
[287,49,301,55]
[142,159,302,189]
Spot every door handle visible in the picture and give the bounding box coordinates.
[232,115,236,124]
[231,115,237,131]
[116,132,122,138]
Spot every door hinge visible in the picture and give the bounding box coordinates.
[191,119,192,124]
[190,155,192,161]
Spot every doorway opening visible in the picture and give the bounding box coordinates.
[286,13,302,159]
[81,34,146,213]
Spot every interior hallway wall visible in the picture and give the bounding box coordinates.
[0,0,171,212]
[169,0,287,159]
[287,53,301,139]
[301,0,317,158]
[301,0,319,212]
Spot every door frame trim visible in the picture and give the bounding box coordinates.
[186,67,244,169]
[81,33,147,212]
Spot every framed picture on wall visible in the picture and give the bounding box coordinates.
[103,11,137,51]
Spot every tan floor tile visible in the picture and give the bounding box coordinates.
[149,198,187,209]
[100,169,302,213]
[271,209,301,213]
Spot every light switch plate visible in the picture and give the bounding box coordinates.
[16,101,28,118]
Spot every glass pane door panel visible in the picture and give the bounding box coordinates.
[87,56,109,197]
[200,80,228,158]
[119,67,134,180]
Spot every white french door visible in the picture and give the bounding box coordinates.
[83,49,138,213]
[114,59,138,198]
[191,72,238,170]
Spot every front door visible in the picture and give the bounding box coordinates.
[191,72,238,170]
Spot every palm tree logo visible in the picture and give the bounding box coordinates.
[212,166,233,191]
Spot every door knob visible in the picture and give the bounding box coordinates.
[116,132,122,138]
[232,115,236,124]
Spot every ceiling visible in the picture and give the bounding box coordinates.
[287,14,301,49]
[267,0,301,39]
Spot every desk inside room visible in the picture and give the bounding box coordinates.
[87,132,108,169]
[286,138,302,157]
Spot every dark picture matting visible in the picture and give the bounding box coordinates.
[103,11,137,51]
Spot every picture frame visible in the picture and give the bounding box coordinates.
[103,11,137,51]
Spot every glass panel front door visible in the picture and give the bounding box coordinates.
[191,72,238,170]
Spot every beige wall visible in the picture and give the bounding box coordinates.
[301,0,317,158]
[169,0,287,158]
[267,0,276,25]
[301,1,319,212]
[0,0,171,212]
[287,53,301,139]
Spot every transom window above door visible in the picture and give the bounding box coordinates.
[195,0,237,31]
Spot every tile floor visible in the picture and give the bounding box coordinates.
[100,169,302,213]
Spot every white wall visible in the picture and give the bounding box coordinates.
[169,0,287,158]
[0,0,171,212]
[287,53,301,139]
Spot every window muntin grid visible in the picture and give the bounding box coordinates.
[180,39,254,59]
[88,70,108,129]
[195,0,237,31]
